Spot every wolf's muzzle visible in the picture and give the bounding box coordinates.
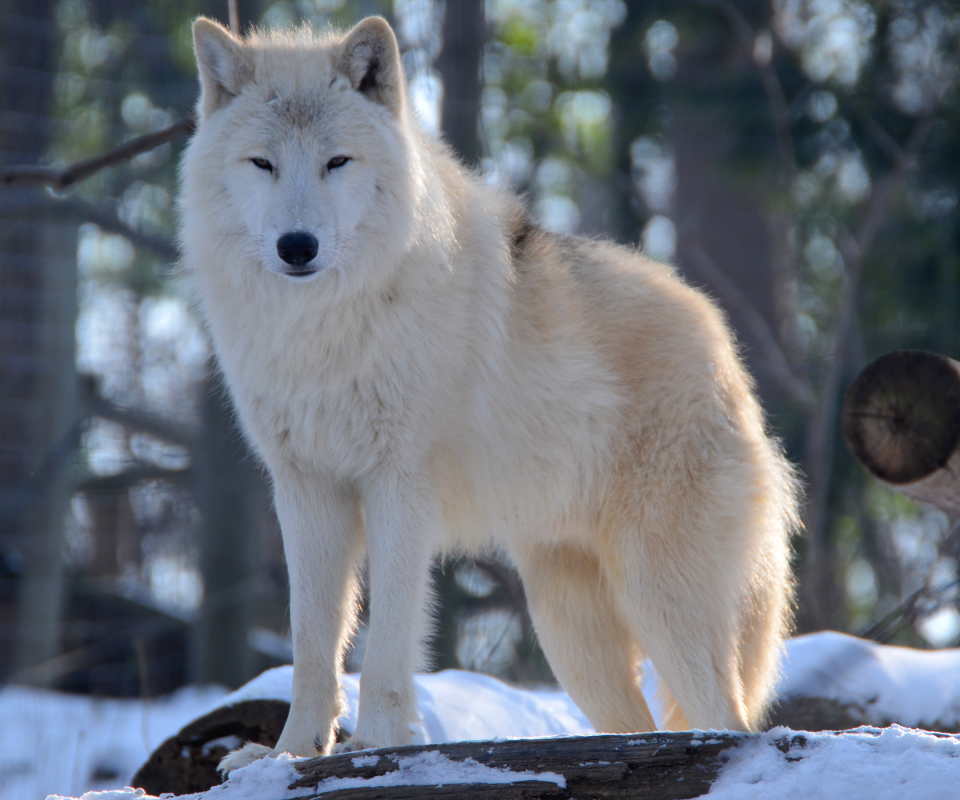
[277,231,319,270]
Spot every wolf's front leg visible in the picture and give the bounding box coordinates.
[334,472,440,753]
[220,470,363,775]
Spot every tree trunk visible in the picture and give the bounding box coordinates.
[1,0,78,683]
[436,0,484,165]
[843,350,960,519]
[189,375,262,689]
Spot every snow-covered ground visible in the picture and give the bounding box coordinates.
[4,632,960,800]
[708,725,960,799]
[222,664,597,745]
[45,726,960,800]
[0,685,227,800]
[778,631,960,729]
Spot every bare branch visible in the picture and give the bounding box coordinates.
[0,117,195,191]
[862,577,960,643]
[685,241,816,411]
[76,466,191,494]
[6,616,182,688]
[0,190,178,261]
[86,396,195,448]
[859,111,906,165]
[851,117,936,259]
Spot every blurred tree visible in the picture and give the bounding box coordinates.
[189,376,261,689]
[437,0,484,164]
[1,0,79,683]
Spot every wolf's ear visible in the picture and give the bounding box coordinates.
[337,17,404,115]
[192,18,253,119]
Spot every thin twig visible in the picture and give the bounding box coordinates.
[686,241,816,411]
[861,577,959,643]
[0,117,195,190]
[859,111,906,166]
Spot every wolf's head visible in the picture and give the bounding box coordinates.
[183,17,419,287]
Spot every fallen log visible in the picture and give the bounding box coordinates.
[288,731,747,800]
[843,350,960,518]
[129,706,763,798]
[132,694,960,795]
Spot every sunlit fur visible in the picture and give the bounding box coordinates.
[181,17,800,776]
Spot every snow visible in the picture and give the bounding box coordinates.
[0,684,227,800]
[7,632,960,800]
[706,725,960,799]
[777,631,960,729]
[46,756,313,800]
[310,750,566,794]
[217,666,594,745]
[46,750,568,800]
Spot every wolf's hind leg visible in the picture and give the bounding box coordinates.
[613,525,753,733]
[513,542,657,734]
[737,542,794,729]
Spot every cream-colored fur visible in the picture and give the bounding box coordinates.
[180,17,799,776]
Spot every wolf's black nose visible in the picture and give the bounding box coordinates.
[277,231,319,266]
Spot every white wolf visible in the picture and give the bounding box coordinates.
[181,16,799,774]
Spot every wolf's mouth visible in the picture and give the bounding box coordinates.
[283,268,319,280]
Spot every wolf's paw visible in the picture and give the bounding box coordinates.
[218,742,275,776]
[331,736,381,754]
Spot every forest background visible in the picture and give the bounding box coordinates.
[1,0,958,698]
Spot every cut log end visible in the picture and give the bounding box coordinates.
[131,699,291,794]
[842,350,960,485]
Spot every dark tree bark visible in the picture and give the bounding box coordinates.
[1,0,79,683]
[436,0,484,165]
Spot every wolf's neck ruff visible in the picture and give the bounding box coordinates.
[180,15,798,777]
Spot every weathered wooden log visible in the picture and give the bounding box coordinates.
[286,729,960,800]
[133,713,749,798]
[843,350,960,518]
[288,732,746,800]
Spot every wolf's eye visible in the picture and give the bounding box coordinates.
[251,157,273,172]
[327,156,351,170]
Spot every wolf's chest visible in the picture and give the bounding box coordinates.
[239,374,406,477]
[210,300,420,476]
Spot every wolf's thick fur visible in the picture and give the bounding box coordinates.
[182,17,798,774]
